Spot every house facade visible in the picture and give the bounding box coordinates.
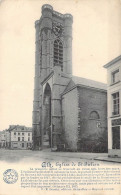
[0,130,6,148]
[10,125,32,150]
[104,55,121,157]
[0,125,32,150]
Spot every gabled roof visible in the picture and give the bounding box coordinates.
[11,128,32,132]
[62,76,107,95]
[104,55,121,68]
[41,71,54,85]
[8,125,32,132]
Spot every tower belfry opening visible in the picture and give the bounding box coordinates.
[54,39,63,71]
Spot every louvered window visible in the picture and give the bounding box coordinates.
[54,39,63,71]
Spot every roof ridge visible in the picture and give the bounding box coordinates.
[72,75,107,85]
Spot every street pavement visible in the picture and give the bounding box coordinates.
[0,148,120,164]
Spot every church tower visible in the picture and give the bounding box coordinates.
[32,4,73,150]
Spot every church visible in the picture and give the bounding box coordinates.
[32,4,107,152]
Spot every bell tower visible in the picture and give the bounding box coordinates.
[32,4,73,150]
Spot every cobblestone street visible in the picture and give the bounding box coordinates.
[0,148,119,165]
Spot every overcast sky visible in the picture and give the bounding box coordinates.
[0,0,121,130]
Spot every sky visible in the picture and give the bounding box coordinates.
[0,0,121,130]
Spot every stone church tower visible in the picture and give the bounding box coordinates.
[33,4,108,153]
[32,4,73,150]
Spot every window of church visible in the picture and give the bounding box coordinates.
[54,39,63,71]
[89,111,100,120]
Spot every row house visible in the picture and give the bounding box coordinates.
[10,125,32,149]
[0,125,32,150]
[0,130,6,148]
[104,55,121,157]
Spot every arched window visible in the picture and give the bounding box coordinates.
[89,111,100,120]
[43,83,51,105]
[43,83,51,126]
[54,39,63,71]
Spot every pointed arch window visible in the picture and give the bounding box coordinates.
[54,39,63,71]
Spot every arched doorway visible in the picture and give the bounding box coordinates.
[43,83,51,148]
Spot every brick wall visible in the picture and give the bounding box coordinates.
[77,86,108,152]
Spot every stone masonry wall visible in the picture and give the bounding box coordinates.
[77,87,108,152]
[62,88,78,151]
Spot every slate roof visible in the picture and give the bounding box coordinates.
[8,125,32,132]
[62,76,107,95]
[104,55,121,68]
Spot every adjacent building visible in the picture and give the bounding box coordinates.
[10,125,32,150]
[32,4,108,152]
[5,129,11,148]
[104,55,121,157]
[0,130,6,148]
[0,125,32,150]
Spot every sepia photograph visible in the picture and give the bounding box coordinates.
[0,0,121,194]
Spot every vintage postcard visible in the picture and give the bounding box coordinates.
[0,0,121,195]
